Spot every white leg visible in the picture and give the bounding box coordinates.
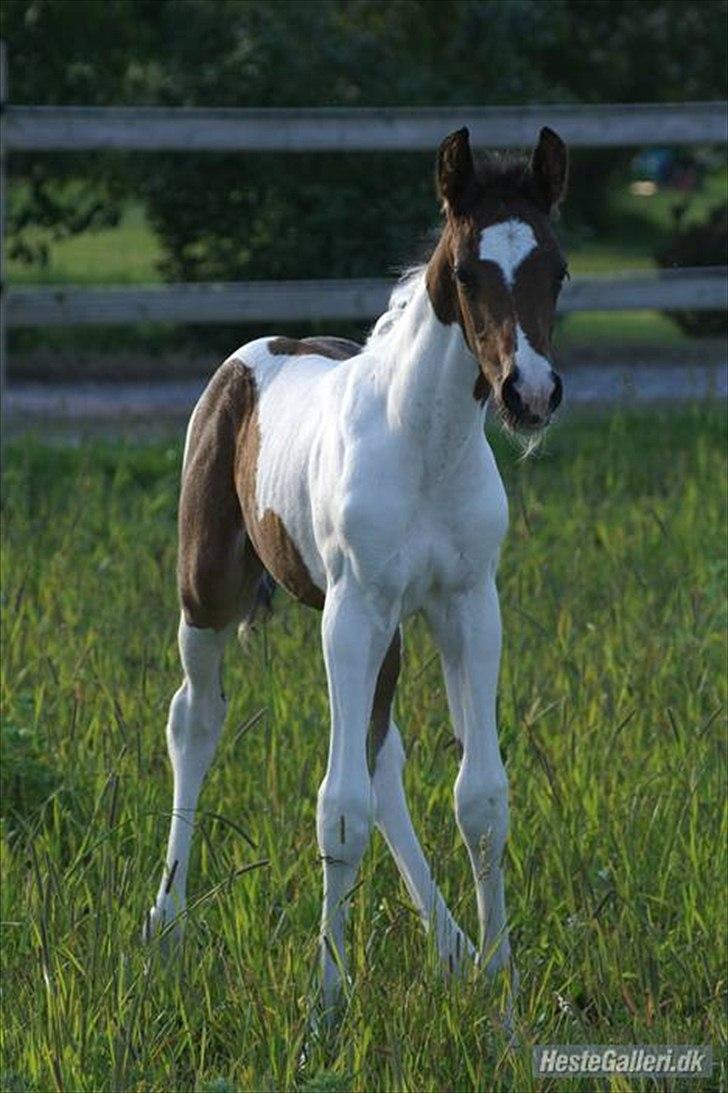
[372,721,477,970]
[145,617,230,943]
[428,583,514,983]
[317,586,393,1014]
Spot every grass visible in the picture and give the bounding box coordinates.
[6,202,164,287]
[1,407,726,1092]
[557,311,687,349]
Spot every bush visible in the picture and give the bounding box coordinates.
[655,202,728,337]
[4,0,727,283]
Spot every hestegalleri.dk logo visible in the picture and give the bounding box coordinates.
[533,1045,712,1078]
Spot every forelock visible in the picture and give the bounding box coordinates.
[467,152,547,214]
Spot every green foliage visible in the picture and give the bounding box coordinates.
[0,0,155,265]
[1,408,726,1090]
[3,0,727,281]
[133,0,555,282]
[656,201,728,336]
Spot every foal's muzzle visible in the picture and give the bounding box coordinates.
[500,367,562,430]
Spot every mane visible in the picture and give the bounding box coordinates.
[365,265,426,349]
[365,151,538,351]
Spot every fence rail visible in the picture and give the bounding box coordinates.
[4,101,727,152]
[6,268,727,328]
[1,36,727,386]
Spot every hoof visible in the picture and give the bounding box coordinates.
[490,956,519,1042]
[298,1000,343,1069]
[500,986,519,1045]
[142,904,184,951]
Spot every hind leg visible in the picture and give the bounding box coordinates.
[370,632,476,971]
[145,369,263,943]
[145,617,232,942]
[146,567,262,945]
[373,722,477,971]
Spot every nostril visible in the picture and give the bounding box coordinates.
[549,372,563,411]
[501,370,523,418]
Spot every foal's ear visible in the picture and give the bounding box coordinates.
[531,127,568,212]
[437,127,478,215]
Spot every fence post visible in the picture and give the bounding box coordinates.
[1,40,7,431]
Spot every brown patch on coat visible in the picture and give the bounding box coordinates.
[512,248,559,358]
[232,367,325,610]
[426,229,492,404]
[368,628,402,771]
[251,508,324,609]
[473,372,490,402]
[425,232,461,329]
[178,359,264,630]
[268,335,362,361]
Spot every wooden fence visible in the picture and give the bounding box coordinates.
[5,100,727,152]
[6,268,728,328]
[1,40,726,355]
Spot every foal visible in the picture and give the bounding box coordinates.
[146,127,568,1011]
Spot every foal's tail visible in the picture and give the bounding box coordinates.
[237,571,278,643]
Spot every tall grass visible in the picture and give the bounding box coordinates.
[1,407,726,1092]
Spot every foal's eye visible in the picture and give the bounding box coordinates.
[453,262,476,289]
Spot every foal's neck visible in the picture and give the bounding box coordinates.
[382,244,484,476]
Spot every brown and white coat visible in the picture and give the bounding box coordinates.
[146,127,569,1017]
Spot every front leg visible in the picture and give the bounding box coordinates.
[427,581,514,988]
[317,582,395,1016]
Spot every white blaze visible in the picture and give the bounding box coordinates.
[478,219,537,287]
[479,219,554,413]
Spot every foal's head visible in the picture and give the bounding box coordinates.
[429,126,569,431]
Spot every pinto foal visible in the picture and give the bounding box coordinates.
[146,126,569,1011]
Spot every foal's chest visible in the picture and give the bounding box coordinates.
[417,493,507,603]
[355,451,509,615]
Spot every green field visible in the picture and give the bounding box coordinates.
[1,408,726,1092]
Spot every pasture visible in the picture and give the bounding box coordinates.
[1,405,726,1092]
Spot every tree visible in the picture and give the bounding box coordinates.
[2,0,163,263]
[3,0,726,279]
